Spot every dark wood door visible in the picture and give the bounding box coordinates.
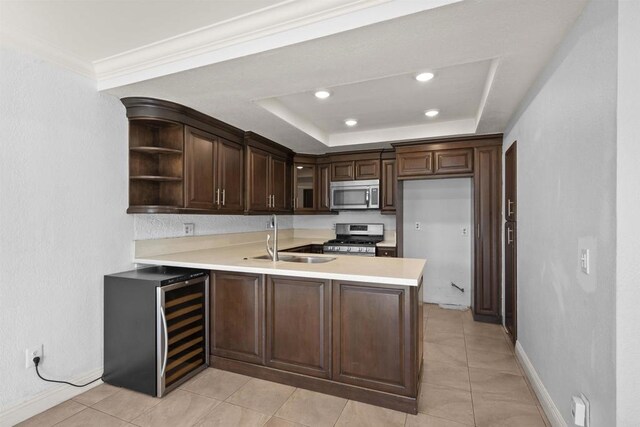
[355,159,380,180]
[266,276,331,378]
[317,164,331,212]
[331,161,355,181]
[397,151,433,178]
[332,281,416,396]
[504,142,517,341]
[473,145,502,322]
[505,143,517,222]
[246,147,270,212]
[211,271,264,364]
[434,149,473,175]
[270,156,289,212]
[217,138,243,212]
[185,127,216,209]
[381,159,396,213]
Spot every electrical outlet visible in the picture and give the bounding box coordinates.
[25,345,43,369]
[414,222,422,230]
[183,223,194,236]
[461,227,469,236]
[332,223,336,230]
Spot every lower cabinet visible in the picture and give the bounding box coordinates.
[266,276,331,378]
[210,271,422,413]
[210,271,264,364]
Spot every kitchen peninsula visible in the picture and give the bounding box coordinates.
[134,230,425,413]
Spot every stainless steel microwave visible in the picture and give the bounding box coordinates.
[330,179,380,210]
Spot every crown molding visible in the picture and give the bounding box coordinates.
[0,29,94,79]
[94,0,462,90]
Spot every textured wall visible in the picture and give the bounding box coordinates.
[402,179,472,306]
[134,214,293,240]
[292,210,395,230]
[503,1,617,424]
[0,47,133,410]
[616,0,640,424]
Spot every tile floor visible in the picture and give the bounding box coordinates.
[18,304,550,427]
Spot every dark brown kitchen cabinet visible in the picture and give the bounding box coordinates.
[397,150,433,178]
[266,276,331,378]
[245,132,293,214]
[355,159,379,180]
[331,161,355,181]
[329,154,381,181]
[434,148,473,175]
[397,146,474,178]
[473,145,502,322]
[185,127,244,212]
[376,247,397,257]
[293,163,316,212]
[381,158,397,213]
[210,271,264,364]
[317,163,331,212]
[332,280,421,396]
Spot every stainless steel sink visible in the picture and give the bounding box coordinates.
[251,254,336,263]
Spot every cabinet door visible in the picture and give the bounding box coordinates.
[294,164,316,212]
[317,164,331,212]
[332,281,415,396]
[185,127,216,209]
[397,151,434,178]
[355,159,380,180]
[473,146,502,321]
[211,271,264,364]
[504,221,517,342]
[266,276,331,378]
[434,149,473,175]
[270,156,289,212]
[217,138,243,212]
[246,147,270,212]
[331,161,355,181]
[381,159,396,212]
[376,247,397,258]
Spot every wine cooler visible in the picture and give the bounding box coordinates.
[104,266,209,397]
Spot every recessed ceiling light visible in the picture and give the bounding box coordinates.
[314,90,331,99]
[424,109,439,118]
[344,119,358,127]
[415,72,434,82]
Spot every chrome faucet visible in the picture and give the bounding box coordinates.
[266,214,279,261]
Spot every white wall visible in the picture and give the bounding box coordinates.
[503,0,617,424]
[135,214,293,240]
[402,179,472,306]
[293,211,395,230]
[0,47,133,416]
[616,1,640,425]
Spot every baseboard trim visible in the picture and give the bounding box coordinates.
[515,341,567,427]
[0,368,103,427]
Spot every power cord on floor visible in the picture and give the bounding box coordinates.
[33,356,103,388]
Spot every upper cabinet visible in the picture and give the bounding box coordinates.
[381,151,397,213]
[123,97,244,214]
[329,152,381,182]
[293,159,316,212]
[396,144,473,179]
[244,132,293,214]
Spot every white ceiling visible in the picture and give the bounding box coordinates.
[1,0,587,153]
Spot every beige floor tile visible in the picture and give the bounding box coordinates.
[275,388,347,427]
[73,383,121,406]
[195,402,269,426]
[418,384,474,425]
[131,389,220,427]
[428,309,464,323]
[406,412,473,427]
[227,378,296,416]
[424,343,467,368]
[425,331,466,350]
[423,361,470,391]
[17,400,86,427]
[334,400,406,427]
[473,393,545,427]
[469,367,535,404]
[462,320,506,339]
[92,388,160,421]
[426,318,464,335]
[465,334,512,355]
[55,408,129,427]
[264,417,305,427]
[180,367,251,400]
[466,349,520,374]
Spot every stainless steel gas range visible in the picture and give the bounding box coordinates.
[322,223,383,257]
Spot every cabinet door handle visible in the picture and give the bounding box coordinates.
[272,195,276,208]
[160,306,169,377]
[222,189,226,206]
[508,199,515,216]
[215,188,220,206]
[507,227,514,244]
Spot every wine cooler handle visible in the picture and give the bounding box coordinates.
[160,306,169,377]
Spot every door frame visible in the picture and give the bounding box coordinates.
[504,141,517,342]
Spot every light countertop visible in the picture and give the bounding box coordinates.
[135,237,423,286]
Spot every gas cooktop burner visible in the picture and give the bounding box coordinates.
[325,239,377,246]
[322,223,384,257]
